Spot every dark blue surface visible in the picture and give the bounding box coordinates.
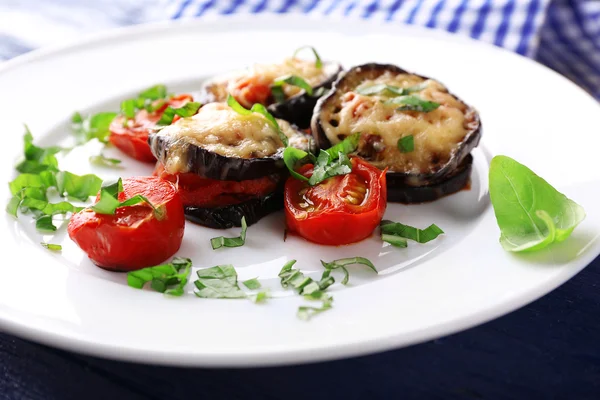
[1,257,599,399]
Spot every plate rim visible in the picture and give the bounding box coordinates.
[1,14,598,367]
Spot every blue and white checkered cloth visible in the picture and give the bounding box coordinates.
[1,0,598,98]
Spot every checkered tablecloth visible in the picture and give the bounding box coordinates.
[1,0,598,98]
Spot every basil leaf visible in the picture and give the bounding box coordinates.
[320,257,377,285]
[252,291,269,303]
[156,102,201,126]
[89,154,122,167]
[308,151,352,186]
[6,196,21,217]
[380,220,444,243]
[283,147,310,182]
[489,155,585,252]
[41,243,62,251]
[120,99,137,119]
[278,260,333,294]
[386,95,440,112]
[194,264,247,299]
[272,75,314,96]
[324,132,360,159]
[55,171,103,201]
[138,84,167,101]
[210,216,247,249]
[242,277,261,290]
[91,189,121,214]
[271,85,286,103]
[127,257,192,296]
[356,83,427,97]
[397,135,414,153]
[382,233,408,248]
[71,111,117,144]
[227,94,288,147]
[9,174,45,195]
[293,46,323,69]
[35,215,56,232]
[298,293,333,321]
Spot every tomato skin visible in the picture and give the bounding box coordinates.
[284,158,387,246]
[67,177,185,271]
[154,163,279,208]
[109,94,194,163]
[231,77,272,109]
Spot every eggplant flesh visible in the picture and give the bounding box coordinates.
[148,103,312,182]
[198,60,342,129]
[311,63,482,202]
[184,191,283,229]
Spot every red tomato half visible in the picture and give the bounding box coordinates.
[68,176,185,271]
[109,94,194,163]
[154,163,279,208]
[284,158,387,246]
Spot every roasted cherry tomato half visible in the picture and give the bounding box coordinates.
[68,176,185,271]
[154,163,279,208]
[109,94,194,163]
[284,158,387,246]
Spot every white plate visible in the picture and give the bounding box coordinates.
[1,14,599,367]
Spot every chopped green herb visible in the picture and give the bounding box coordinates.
[89,153,122,167]
[210,216,247,249]
[55,171,103,201]
[320,257,377,285]
[226,94,288,147]
[282,147,312,182]
[283,133,359,186]
[298,292,333,321]
[271,75,314,103]
[278,260,334,294]
[382,233,408,248]
[127,257,192,296]
[120,99,137,119]
[489,155,585,252]
[386,95,440,112]
[194,264,247,299]
[71,111,118,144]
[138,84,168,101]
[35,215,57,232]
[397,135,414,153]
[293,46,323,69]
[380,220,444,244]
[41,242,62,251]
[242,277,262,290]
[90,178,158,216]
[156,102,202,126]
[252,291,269,303]
[356,83,427,97]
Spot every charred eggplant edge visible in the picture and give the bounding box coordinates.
[184,191,283,229]
[267,61,343,129]
[311,63,482,190]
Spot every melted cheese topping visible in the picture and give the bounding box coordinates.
[153,103,302,174]
[320,71,473,174]
[205,58,328,106]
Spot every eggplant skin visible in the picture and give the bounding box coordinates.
[150,132,285,182]
[311,63,482,202]
[184,191,283,229]
[387,154,473,203]
[198,62,343,130]
[268,62,343,129]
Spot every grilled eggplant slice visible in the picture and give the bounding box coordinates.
[311,63,481,202]
[148,102,312,181]
[184,191,283,229]
[199,58,342,128]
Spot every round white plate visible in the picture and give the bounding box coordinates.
[1,14,599,367]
